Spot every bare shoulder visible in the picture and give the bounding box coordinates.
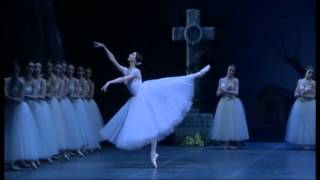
[122,66,129,74]
[296,79,303,84]
[135,68,142,73]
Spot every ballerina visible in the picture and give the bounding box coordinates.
[285,65,316,149]
[93,41,211,168]
[45,61,70,159]
[4,62,40,170]
[84,68,104,151]
[53,63,73,160]
[209,64,249,149]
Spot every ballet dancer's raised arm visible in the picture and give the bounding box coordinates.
[93,41,127,74]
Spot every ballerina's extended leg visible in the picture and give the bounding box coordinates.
[150,140,159,168]
[188,65,211,79]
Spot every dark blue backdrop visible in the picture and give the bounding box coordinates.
[5,0,316,141]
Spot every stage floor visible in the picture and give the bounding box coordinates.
[5,143,315,180]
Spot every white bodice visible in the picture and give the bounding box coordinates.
[299,79,313,91]
[220,77,236,91]
[124,68,143,96]
[24,79,34,95]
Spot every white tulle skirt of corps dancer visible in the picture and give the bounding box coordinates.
[100,65,210,151]
[39,100,60,152]
[285,97,315,145]
[72,99,101,150]
[60,98,84,150]
[5,101,41,163]
[48,97,69,151]
[28,100,59,159]
[85,99,104,144]
[210,96,249,141]
[80,99,101,149]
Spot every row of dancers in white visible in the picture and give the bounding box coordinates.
[93,41,315,168]
[4,61,104,170]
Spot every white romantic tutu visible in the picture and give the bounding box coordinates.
[285,97,315,145]
[60,98,84,150]
[5,100,41,162]
[210,96,249,141]
[100,75,195,150]
[28,100,59,158]
[39,100,60,154]
[48,97,69,150]
[85,99,104,143]
[71,99,100,150]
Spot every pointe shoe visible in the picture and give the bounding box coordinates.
[52,155,61,160]
[36,160,41,166]
[20,161,31,167]
[303,146,311,150]
[77,150,85,157]
[151,153,159,168]
[197,65,211,78]
[63,153,70,161]
[47,158,54,164]
[31,161,38,169]
[11,165,21,171]
[224,144,237,150]
[229,145,238,150]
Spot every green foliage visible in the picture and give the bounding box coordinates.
[181,132,205,146]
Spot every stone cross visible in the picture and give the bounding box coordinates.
[172,9,215,110]
[172,9,215,74]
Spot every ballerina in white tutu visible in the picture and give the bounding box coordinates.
[84,68,104,150]
[45,61,70,160]
[209,64,249,149]
[31,62,60,163]
[21,62,45,168]
[93,41,211,168]
[53,63,74,160]
[75,66,102,151]
[285,65,316,150]
[4,62,40,170]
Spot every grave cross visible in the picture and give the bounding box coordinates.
[172,9,215,74]
[172,9,215,110]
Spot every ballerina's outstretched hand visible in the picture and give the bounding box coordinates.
[101,82,110,93]
[92,41,106,48]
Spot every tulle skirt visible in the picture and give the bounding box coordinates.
[100,75,195,150]
[48,97,69,150]
[60,98,84,150]
[85,99,104,143]
[5,100,41,162]
[28,100,59,158]
[71,98,100,150]
[285,97,315,145]
[210,96,249,141]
